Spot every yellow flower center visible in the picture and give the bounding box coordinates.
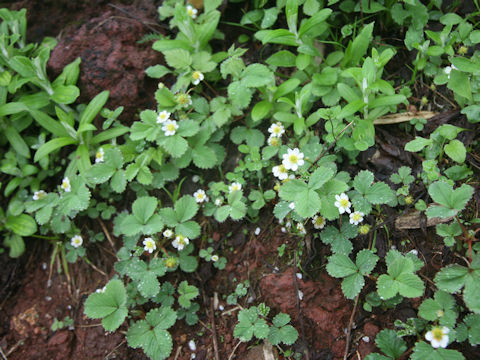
[436,310,444,318]
[273,126,281,134]
[62,180,69,189]
[432,328,444,341]
[340,199,349,208]
[165,257,177,268]
[193,72,200,80]
[352,213,361,221]
[197,193,204,200]
[269,137,279,146]
[315,217,324,226]
[167,124,176,131]
[146,241,154,249]
[289,154,298,163]
[96,151,103,160]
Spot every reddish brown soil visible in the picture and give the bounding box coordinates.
[1,1,480,360]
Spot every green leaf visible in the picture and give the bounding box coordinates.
[51,85,80,104]
[132,196,158,224]
[444,139,466,163]
[251,100,273,122]
[126,307,175,360]
[448,70,472,101]
[4,234,25,258]
[308,166,334,190]
[5,214,37,236]
[5,126,30,158]
[434,264,469,294]
[145,65,170,78]
[174,195,198,222]
[163,49,192,69]
[375,329,407,358]
[356,249,379,275]
[34,137,78,162]
[241,64,274,88]
[342,22,374,68]
[294,188,321,218]
[79,90,109,125]
[84,279,128,331]
[178,281,199,308]
[192,144,217,169]
[427,181,473,218]
[326,254,357,278]
[411,341,465,360]
[405,137,432,152]
[298,8,332,38]
[265,50,297,67]
[162,135,188,158]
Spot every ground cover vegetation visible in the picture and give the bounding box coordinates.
[0,0,480,359]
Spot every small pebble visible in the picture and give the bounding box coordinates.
[254,227,260,235]
[45,296,52,302]
[362,336,370,343]
[298,290,303,300]
[296,273,302,280]
[42,262,47,270]
[219,305,224,311]
[188,340,196,351]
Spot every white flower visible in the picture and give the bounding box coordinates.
[312,215,326,230]
[33,190,47,201]
[163,229,173,238]
[296,222,306,234]
[289,202,295,210]
[193,189,208,203]
[71,235,83,248]
[444,65,457,79]
[186,5,198,19]
[272,164,289,180]
[96,286,106,293]
[282,148,305,171]
[143,237,156,253]
[176,93,192,107]
[172,235,190,251]
[425,327,450,348]
[192,71,204,85]
[254,227,261,235]
[157,110,171,123]
[214,198,223,206]
[349,211,364,225]
[61,177,71,192]
[95,148,104,163]
[267,135,281,147]
[229,182,242,193]
[211,254,219,262]
[268,122,285,137]
[334,193,351,214]
[162,119,179,136]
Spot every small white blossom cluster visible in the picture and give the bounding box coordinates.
[156,110,179,136]
[172,234,190,251]
[186,5,198,19]
[61,177,71,192]
[272,147,305,181]
[268,122,285,147]
[334,193,365,225]
[33,190,47,201]
[143,237,156,253]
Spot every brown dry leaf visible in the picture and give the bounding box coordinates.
[374,111,437,125]
[395,210,454,230]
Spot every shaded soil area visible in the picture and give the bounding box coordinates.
[0,1,480,360]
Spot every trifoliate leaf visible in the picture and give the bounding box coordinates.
[326,254,357,278]
[84,279,128,332]
[427,181,474,219]
[175,221,200,239]
[294,188,321,218]
[178,281,199,308]
[110,170,127,193]
[126,307,176,360]
[127,258,166,298]
[434,264,469,294]
[228,81,253,109]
